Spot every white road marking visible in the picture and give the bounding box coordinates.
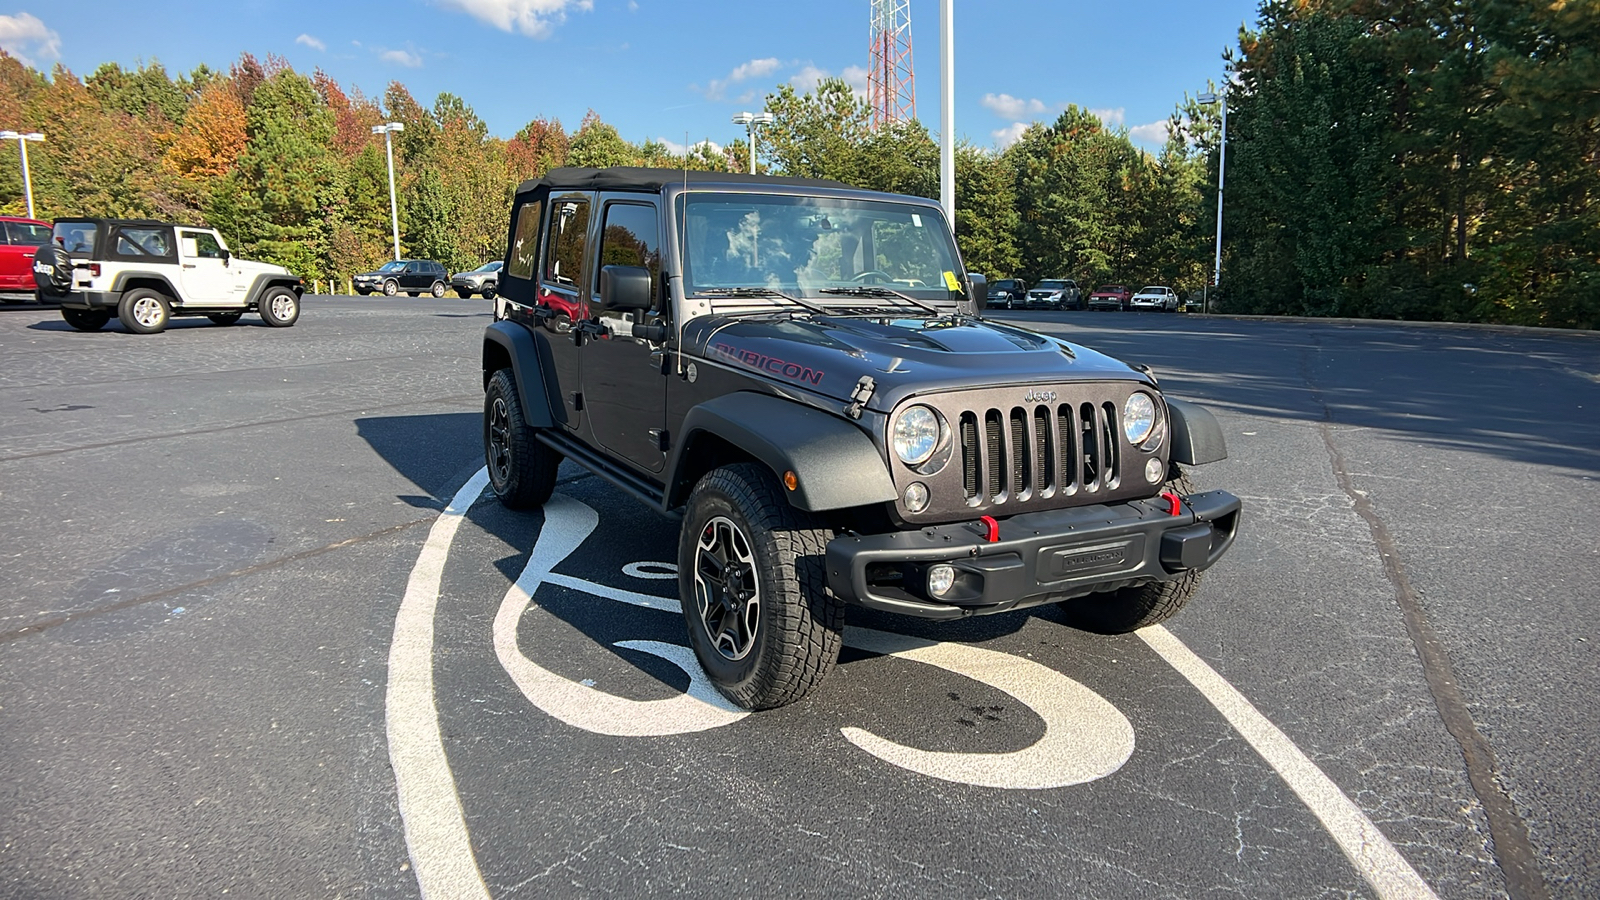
[1139,625,1439,900]
[385,467,492,900]
[840,627,1135,790]
[622,561,679,580]
[492,495,747,735]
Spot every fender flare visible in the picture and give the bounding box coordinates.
[109,270,181,297]
[668,392,899,513]
[1167,397,1228,466]
[243,273,305,308]
[482,321,557,429]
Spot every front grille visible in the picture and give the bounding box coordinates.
[959,400,1121,507]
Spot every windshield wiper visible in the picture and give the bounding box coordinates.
[696,287,829,315]
[816,286,943,316]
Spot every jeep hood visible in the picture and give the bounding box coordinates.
[683,313,1150,411]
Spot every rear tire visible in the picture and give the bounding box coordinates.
[1056,468,1201,633]
[430,281,446,298]
[118,288,171,334]
[484,369,560,509]
[61,307,111,331]
[258,287,300,327]
[679,463,842,710]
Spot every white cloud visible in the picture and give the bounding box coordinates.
[705,57,781,101]
[992,122,1029,148]
[295,33,326,51]
[787,64,867,98]
[380,48,423,68]
[0,12,60,67]
[1090,107,1127,128]
[1129,120,1171,145]
[657,137,722,156]
[437,0,593,39]
[981,93,1050,121]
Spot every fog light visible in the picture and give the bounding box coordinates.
[1145,457,1165,484]
[928,564,956,597]
[904,481,930,513]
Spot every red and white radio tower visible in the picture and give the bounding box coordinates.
[868,0,915,127]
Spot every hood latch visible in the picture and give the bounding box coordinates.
[845,375,876,420]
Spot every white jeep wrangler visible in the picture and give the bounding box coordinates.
[33,218,304,333]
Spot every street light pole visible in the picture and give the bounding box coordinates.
[1197,88,1227,313]
[939,0,954,224]
[372,122,405,260]
[0,130,45,219]
[730,112,775,175]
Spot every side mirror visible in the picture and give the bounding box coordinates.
[963,273,987,315]
[598,265,653,312]
[220,249,231,265]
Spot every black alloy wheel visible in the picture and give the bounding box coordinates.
[693,516,762,661]
[483,369,559,509]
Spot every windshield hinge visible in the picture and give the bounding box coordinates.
[845,375,876,419]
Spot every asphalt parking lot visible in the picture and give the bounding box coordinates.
[1,297,1596,898]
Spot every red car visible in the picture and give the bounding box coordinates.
[0,215,51,299]
[1087,283,1133,311]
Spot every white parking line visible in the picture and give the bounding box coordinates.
[1138,625,1439,900]
[386,467,491,900]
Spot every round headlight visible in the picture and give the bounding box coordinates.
[893,405,941,466]
[1123,392,1157,445]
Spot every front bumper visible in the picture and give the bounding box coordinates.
[826,490,1241,619]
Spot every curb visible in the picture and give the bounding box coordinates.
[1187,312,1600,339]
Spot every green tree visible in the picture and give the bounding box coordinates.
[954,143,1020,278]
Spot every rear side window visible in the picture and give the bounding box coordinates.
[595,202,660,299]
[112,226,175,260]
[543,197,590,290]
[5,221,49,246]
[506,199,543,280]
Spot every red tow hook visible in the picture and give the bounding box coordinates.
[1161,492,1182,517]
[979,515,1000,543]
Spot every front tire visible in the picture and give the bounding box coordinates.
[118,288,171,334]
[484,369,560,509]
[61,307,111,331]
[482,287,496,300]
[259,287,300,327]
[1056,467,1202,633]
[383,279,398,296]
[679,463,842,710]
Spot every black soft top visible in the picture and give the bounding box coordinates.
[514,167,853,200]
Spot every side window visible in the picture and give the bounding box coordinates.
[542,197,590,289]
[595,203,660,300]
[180,231,225,259]
[1,222,49,245]
[507,199,543,279]
[114,227,173,258]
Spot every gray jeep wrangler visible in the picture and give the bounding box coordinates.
[483,167,1241,709]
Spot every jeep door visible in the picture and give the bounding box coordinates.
[176,230,239,306]
[581,194,667,474]
[538,192,592,430]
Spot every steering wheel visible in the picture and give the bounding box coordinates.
[849,270,893,285]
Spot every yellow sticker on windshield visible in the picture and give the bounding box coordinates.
[943,271,962,291]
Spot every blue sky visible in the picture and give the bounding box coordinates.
[1,0,1259,152]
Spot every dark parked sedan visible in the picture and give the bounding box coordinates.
[354,259,448,297]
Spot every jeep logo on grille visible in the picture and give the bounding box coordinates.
[1023,389,1057,403]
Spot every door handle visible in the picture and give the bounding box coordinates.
[182,263,196,269]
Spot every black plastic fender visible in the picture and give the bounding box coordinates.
[669,392,899,512]
[482,321,557,429]
[242,273,305,308]
[1167,397,1228,466]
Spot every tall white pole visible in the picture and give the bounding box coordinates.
[939,0,954,224]
[18,137,34,219]
[747,121,756,175]
[384,130,402,260]
[1211,90,1227,299]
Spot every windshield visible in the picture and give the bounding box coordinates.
[1139,286,1162,293]
[1096,285,1124,293]
[51,221,98,255]
[1037,280,1068,291]
[378,261,406,273]
[679,193,962,303]
[477,261,503,273]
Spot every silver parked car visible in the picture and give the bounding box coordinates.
[451,261,502,299]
